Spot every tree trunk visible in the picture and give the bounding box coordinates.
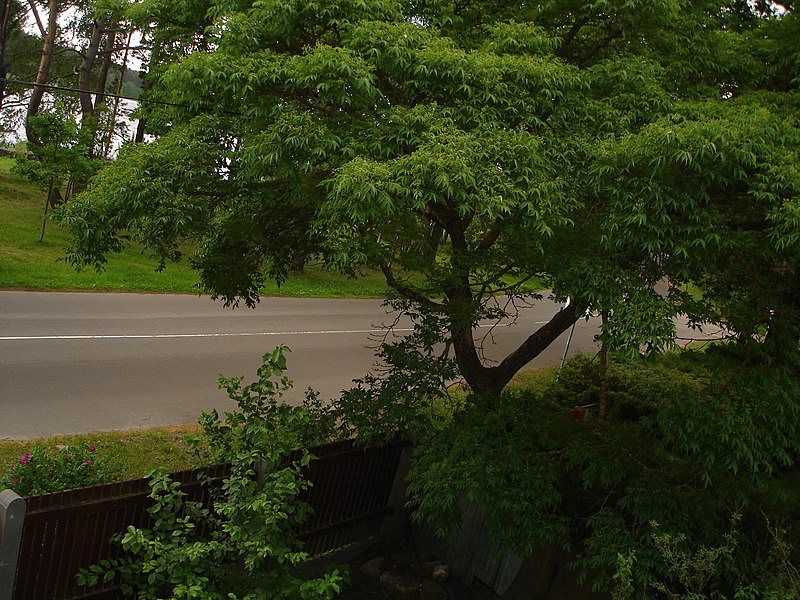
[77,16,105,117]
[434,205,587,402]
[289,254,306,273]
[424,222,444,267]
[0,0,16,109]
[25,0,58,146]
[133,78,152,143]
[598,312,609,420]
[76,14,110,154]
[93,23,117,111]
[25,0,43,36]
[452,301,585,401]
[101,28,131,157]
[38,176,54,242]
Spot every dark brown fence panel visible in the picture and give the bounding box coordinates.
[297,439,407,556]
[12,440,408,600]
[14,463,231,600]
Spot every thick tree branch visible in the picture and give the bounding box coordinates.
[556,16,590,57]
[26,0,45,37]
[490,301,585,393]
[380,262,445,313]
[454,300,585,399]
[476,222,502,254]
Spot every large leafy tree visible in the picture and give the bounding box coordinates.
[60,0,799,402]
[0,0,26,110]
[58,3,800,592]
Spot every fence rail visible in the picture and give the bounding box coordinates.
[11,439,408,600]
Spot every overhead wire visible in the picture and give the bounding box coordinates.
[0,77,243,115]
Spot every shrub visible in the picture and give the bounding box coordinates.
[0,441,119,496]
[402,347,800,595]
[78,346,346,600]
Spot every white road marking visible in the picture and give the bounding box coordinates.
[0,321,539,342]
[1,329,405,341]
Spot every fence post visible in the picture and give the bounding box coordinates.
[0,489,26,600]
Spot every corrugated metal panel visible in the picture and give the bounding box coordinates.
[411,495,524,596]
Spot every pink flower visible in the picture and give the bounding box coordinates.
[11,478,18,485]
[88,445,96,452]
[20,453,32,464]
[84,459,92,465]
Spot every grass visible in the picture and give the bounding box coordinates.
[0,425,206,483]
[0,156,394,297]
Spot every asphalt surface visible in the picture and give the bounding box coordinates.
[0,291,613,438]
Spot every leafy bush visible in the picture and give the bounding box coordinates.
[612,514,800,600]
[0,441,120,496]
[400,347,800,595]
[78,346,346,600]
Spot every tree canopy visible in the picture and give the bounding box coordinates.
[60,0,799,399]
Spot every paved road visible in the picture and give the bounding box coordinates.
[0,291,714,439]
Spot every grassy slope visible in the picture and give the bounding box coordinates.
[0,156,392,297]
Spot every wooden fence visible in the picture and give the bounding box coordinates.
[11,439,409,600]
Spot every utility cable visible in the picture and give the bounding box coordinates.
[0,77,242,115]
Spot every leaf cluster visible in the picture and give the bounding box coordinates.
[13,108,101,192]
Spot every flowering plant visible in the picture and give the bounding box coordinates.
[0,441,118,496]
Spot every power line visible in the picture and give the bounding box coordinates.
[1,77,176,107]
[0,77,242,115]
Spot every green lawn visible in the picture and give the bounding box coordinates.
[0,156,393,297]
[0,425,205,483]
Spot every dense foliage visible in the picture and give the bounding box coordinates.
[13,108,101,194]
[399,348,800,597]
[53,1,800,594]
[0,441,119,496]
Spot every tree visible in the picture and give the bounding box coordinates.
[125,0,219,142]
[14,106,99,239]
[0,0,26,111]
[57,3,800,592]
[60,0,799,402]
[25,0,61,145]
[1,1,79,142]
[73,0,138,155]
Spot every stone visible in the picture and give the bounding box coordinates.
[432,564,450,583]
[380,569,420,594]
[360,556,384,579]
[421,579,449,600]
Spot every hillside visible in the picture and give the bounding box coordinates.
[0,156,393,297]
